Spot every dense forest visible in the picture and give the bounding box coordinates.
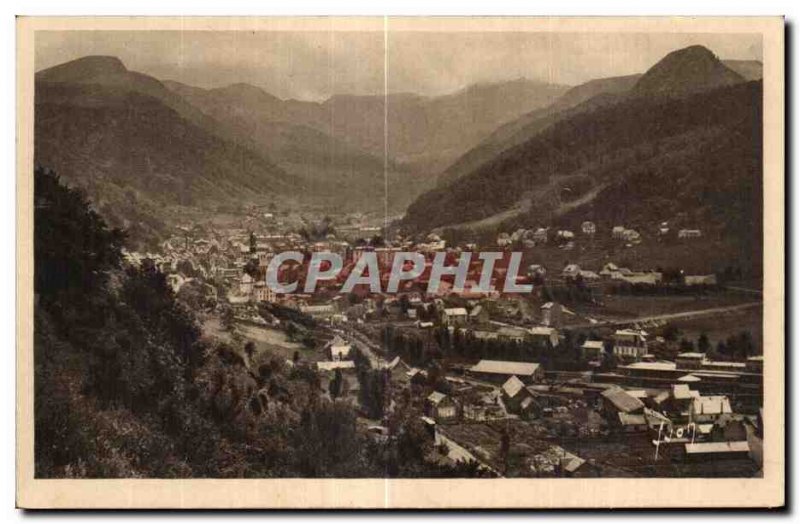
[33,167,484,478]
[403,80,762,237]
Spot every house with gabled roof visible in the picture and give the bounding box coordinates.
[581,339,605,361]
[613,329,648,361]
[690,395,733,424]
[425,391,458,422]
[468,359,544,384]
[501,376,535,416]
[442,307,468,327]
[326,336,352,361]
[529,326,560,349]
[540,301,562,327]
[600,387,645,420]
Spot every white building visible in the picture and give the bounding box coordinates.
[613,329,648,361]
[443,307,468,326]
[581,340,605,360]
[328,336,352,361]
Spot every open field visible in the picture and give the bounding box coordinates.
[202,316,313,362]
[665,307,764,352]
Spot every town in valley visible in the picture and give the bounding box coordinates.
[33,30,765,479]
[118,202,763,478]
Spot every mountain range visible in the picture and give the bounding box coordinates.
[35,56,296,244]
[433,49,758,188]
[162,77,568,210]
[403,46,762,257]
[34,46,763,260]
[34,54,568,219]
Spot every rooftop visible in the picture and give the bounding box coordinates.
[316,361,356,371]
[501,375,527,398]
[427,391,448,405]
[624,361,677,371]
[469,359,541,377]
[692,395,733,416]
[618,413,647,426]
[685,441,749,454]
[601,387,645,413]
[498,326,529,338]
[677,352,706,359]
[703,360,747,368]
[673,384,700,400]
[615,328,648,337]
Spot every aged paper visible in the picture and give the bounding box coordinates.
[17,16,784,508]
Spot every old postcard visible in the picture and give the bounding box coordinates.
[16,16,784,509]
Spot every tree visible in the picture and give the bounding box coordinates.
[329,369,344,400]
[358,369,389,420]
[500,429,511,475]
[244,341,256,362]
[697,333,711,354]
[221,308,235,331]
[33,168,223,476]
[293,401,362,477]
[730,331,755,358]
[34,167,125,306]
[600,348,618,372]
[243,258,259,279]
[394,416,433,466]
[662,323,680,342]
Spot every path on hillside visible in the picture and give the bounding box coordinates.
[723,285,763,295]
[569,301,762,329]
[435,431,503,477]
[334,326,386,368]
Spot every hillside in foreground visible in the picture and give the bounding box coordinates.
[34,167,485,479]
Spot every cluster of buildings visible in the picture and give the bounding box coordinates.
[406,340,761,471]
[391,298,763,473]
[556,261,717,287]
[494,222,703,251]
[121,203,757,477]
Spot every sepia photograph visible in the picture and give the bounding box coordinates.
[15,16,785,509]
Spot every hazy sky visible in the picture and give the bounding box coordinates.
[35,30,763,101]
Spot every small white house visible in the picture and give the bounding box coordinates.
[328,336,352,361]
[581,340,605,360]
[443,307,468,326]
[557,230,575,241]
[532,228,549,243]
[678,229,702,239]
[562,264,581,279]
